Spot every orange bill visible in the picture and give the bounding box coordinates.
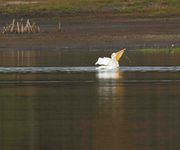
[116,48,126,61]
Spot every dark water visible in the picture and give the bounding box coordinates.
[0,49,180,150]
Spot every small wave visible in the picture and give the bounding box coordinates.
[120,66,180,72]
[0,66,179,73]
[0,67,95,73]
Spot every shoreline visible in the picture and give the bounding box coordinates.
[0,14,180,51]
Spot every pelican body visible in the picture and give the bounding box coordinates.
[95,48,126,70]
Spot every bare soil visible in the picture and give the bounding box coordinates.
[0,14,180,51]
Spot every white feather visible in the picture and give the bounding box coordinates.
[95,57,112,66]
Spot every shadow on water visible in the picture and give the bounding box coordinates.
[0,49,180,150]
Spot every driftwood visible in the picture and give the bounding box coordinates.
[2,18,40,34]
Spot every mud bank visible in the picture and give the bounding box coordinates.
[0,15,180,51]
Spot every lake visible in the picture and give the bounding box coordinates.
[0,49,180,150]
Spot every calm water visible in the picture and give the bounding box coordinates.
[0,49,180,150]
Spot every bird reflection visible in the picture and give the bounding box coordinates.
[96,69,124,116]
[96,69,123,79]
[94,69,133,150]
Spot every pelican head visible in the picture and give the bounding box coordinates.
[111,52,116,59]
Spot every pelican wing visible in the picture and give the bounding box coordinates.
[95,57,112,66]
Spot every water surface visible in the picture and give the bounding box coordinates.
[0,49,180,150]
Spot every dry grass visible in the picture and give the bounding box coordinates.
[0,0,180,17]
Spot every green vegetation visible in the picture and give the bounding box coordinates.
[139,47,180,53]
[0,0,180,17]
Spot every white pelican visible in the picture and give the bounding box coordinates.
[95,48,126,70]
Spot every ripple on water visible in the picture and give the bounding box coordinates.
[0,66,180,73]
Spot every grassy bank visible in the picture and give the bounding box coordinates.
[0,0,180,17]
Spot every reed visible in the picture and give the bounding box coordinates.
[2,19,40,34]
[58,20,61,32]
